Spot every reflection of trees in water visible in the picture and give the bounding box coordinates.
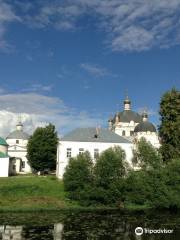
[0,211,179,240]
[61,212,137,240]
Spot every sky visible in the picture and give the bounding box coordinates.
[0,0,179,137]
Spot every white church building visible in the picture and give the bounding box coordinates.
[108,96,160,148]
[56,96,160,179]
[6,121,31,175]
[56,127,133,179]
[0,120,31,177]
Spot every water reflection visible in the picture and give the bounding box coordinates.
[0,211,179,240]
[0,224,64,240]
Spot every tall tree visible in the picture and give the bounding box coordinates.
[159,88,180,161]
[132,138,162,170]
[27,123,58,172]
[94,146,128,188]
[63,151,93,199]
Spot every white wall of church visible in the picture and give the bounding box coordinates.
[114,121,139,137]
[56,141,133,179]
[135,132,160,148]
[8,150,31,173]
[0,158,9,177]
[6,139,28,147]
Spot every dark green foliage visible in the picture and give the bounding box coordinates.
[27,124,58,172]
[159,88,180,161]
[63,151,93,200]
[63,146,128,205]
[132,138,162,170]
[94,147,127,188]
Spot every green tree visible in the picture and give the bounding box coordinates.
[159,88,180,161]
[94,146,128,188]
[132,138,162,170]
[63,151,93,200]
[27,123,58,172]
[90,146,128,205]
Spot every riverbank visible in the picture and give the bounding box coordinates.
[0,175,78,212]
[0,176,151,212]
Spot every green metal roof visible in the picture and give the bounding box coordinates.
[61,128,131,143]
[0,137,8,146]
[0,152,8,158]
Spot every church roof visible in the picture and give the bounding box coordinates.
[0,137,8,146]
[134,121,156,133]
[61,128,131,143]
[114,110,142,123]
[6,130,30,140]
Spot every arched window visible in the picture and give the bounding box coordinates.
[122,130,125,136]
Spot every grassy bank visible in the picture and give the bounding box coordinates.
[0,176,81,212]
[0,176,151,212]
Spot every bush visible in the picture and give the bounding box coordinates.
[94,146,128,188]
[132,138,162,170]
[63,151,93,200]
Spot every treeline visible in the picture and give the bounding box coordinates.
[63,88,180,209]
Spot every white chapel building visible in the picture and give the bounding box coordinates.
[6,121,31,174]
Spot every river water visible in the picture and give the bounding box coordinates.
[0,210,179,239]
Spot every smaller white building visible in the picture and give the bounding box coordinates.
[56,128,133,179]
[0,137,9,177]
[6,121,31,174]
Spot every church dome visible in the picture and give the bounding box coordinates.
[114,110,142,123]
[0,137,8,146]
[134,121,156,133]
[6,121,29,140]
[6,130,29,140]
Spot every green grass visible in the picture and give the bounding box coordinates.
[0,176,80,211]
[0,176,153,212]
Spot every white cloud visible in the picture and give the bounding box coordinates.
[3,0,180,51]
[80,63,109,77]
[15,0,180,52]
[21,84,53,93]
[0,93,104,137]
[0,1,20,50]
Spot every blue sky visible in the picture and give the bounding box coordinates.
[0,0,179,136]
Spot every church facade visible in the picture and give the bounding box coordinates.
[56,96,160,179]
[6,121,31,175]
[56,127,133,179]
[108,96,160,148]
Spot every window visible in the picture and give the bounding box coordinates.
[66,148,72,158]
[16,140,19,144]
[122,130,126,136]
[130,131,134,136]
[22,161,25,168]
[94,149,99,159]
[79,148,84,155]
